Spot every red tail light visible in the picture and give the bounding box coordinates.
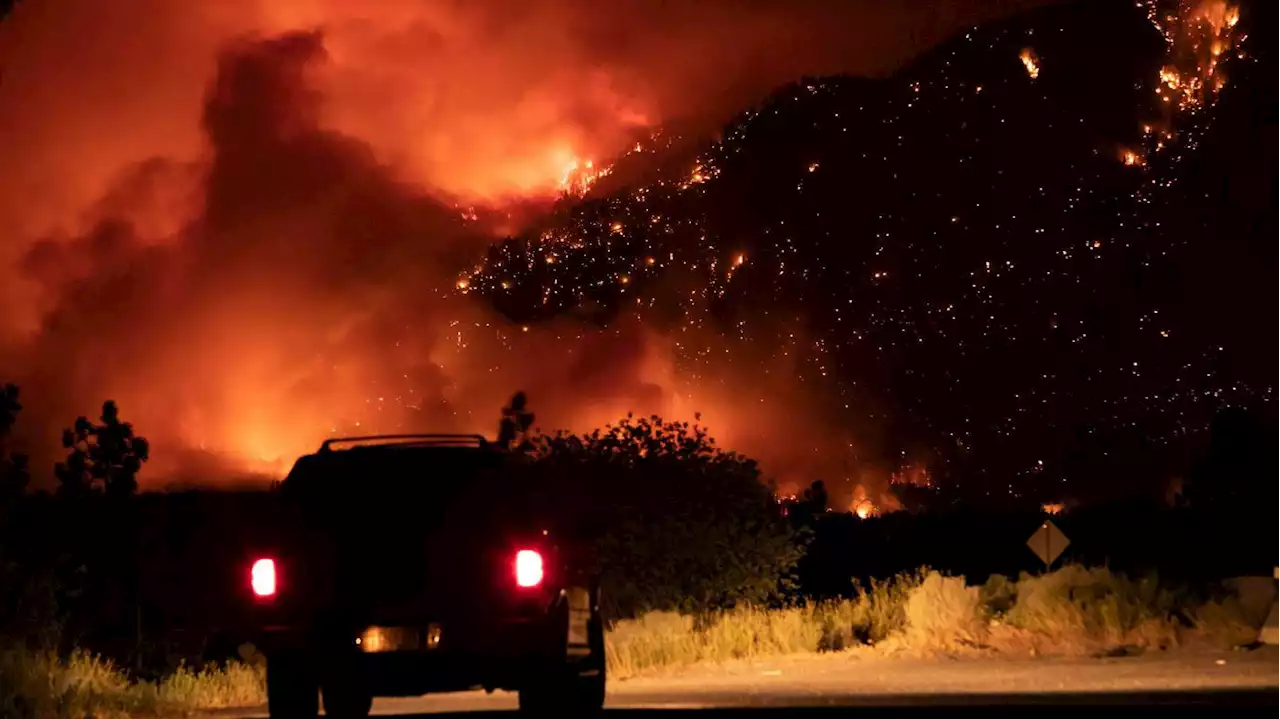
[251,558,277,597]
[514,549,544,588]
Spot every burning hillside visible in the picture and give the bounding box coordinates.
[0,0,1271,508]
[1,1,1044,486]
[466,0,1271,506]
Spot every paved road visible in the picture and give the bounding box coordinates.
[209,647,1278,716]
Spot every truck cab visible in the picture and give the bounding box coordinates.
[245,434,605,717]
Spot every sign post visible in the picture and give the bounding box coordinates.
[1260,567,1278,646]
[1026,519,1070,570]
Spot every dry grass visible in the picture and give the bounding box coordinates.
[3,565,1265,707]
[0,649,265,719]
[999,565,1183,653]
[605,564,1266,678]
[901,572,989,650]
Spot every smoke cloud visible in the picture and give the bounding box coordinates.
[0,0,1031,493]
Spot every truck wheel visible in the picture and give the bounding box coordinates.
[266,653,319,719]
[321,673,372,718]
[518,587,606,715]
[517,667,605,715]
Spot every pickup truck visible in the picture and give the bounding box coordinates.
[243,434,605,717]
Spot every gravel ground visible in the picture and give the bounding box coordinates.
[202,646,1277,716]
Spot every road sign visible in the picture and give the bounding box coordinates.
[1026,519,1070,568]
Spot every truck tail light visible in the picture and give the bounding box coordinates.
[251,557,277,598]
[514,549,544,588]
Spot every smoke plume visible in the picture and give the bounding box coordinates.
[0,0,1031,491]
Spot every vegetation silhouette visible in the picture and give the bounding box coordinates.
[1,383,30,501]
[1184,406,1277,510]
[504,396,803,620]
[0,382,1276,675]
[54,401,150,500]
[496,391,536,451]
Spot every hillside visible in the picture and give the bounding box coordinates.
[465,0,1274,505]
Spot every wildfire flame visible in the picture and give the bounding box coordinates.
[1019,48,1040,79]
[560,158,614,198]
[1130,0,1244,166]
[850,484,885,519]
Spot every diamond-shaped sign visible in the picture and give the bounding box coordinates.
[1026,520,1070,567]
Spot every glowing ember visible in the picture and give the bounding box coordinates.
[1019,48,1040,79]
[1041,502,1065,515]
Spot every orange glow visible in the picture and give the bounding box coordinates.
[560,157,615,198]
[0,1,1126,489]
[849,484,885,519]
[1041,502,1065,515]
[1019,48,1040,79]
[1142,1,1242,115]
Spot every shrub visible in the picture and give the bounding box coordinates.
[1002,565,1180,652]
[0,648,264,719]
[902,571,989,649]
[605,605,827,679]
[520,415,804,619]
[821,569,927,649]
[602,564,1269,678]
[1,649,139,719]
[154,661,265,712]
[979,573,1018,615]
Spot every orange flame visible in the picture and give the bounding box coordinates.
[1019,48,1040,79]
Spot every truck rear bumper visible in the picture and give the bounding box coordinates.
[252,617,578,694]
[353,649,572,695]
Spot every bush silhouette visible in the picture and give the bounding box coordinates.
[507,400,802,620]
[496,391,536,451]
[55,401,150,500]
[1,383,30,501]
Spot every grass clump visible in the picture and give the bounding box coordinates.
[0,648,264,719]
[605,605,827,678]
[153,660,266,713]
[604,564,1267,677]
[605,570,932,677]
[1,649,138,719]
[1001,565,1181,653]
[902,572,989,650]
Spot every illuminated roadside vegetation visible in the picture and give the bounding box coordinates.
[605,564,1264,679]
[0,563,1262,716]
[0,651,265,719]
[2,389,1272,715]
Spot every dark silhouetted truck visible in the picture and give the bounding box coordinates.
[241,434,605,717]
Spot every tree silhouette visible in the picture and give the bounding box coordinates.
[1184,406,1276,511]
[497,391,536,451]
[803,479,829,511]
[1,383,30,501]
[55,400,150,499]
[785,479,829,526]
[513,409,803,619]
